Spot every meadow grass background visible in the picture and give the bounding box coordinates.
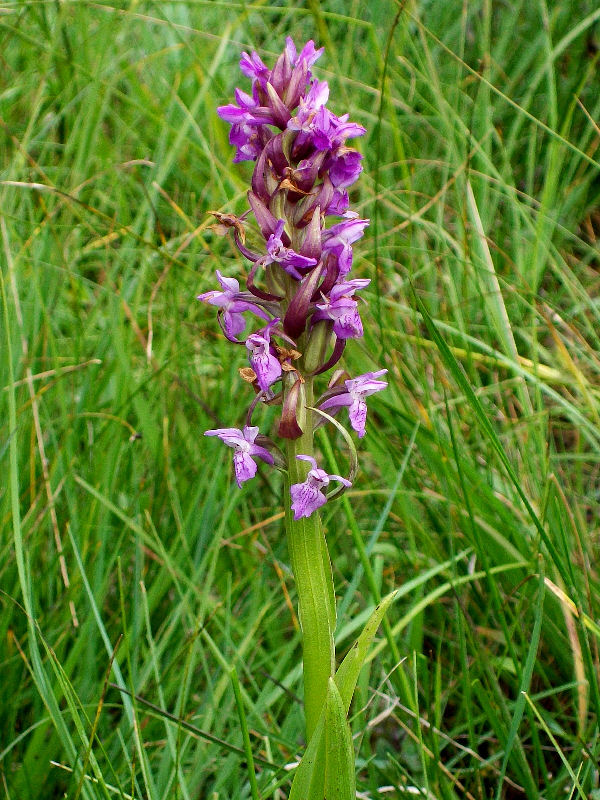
[1,1,600,798]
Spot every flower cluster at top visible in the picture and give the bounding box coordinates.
[200,39,387,519]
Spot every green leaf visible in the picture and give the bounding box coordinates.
[288,716,326,800]
[288,592,398,799]
[324,679,356,800]
[494,564,545,799]
[288,679,357,800]
[335,590,399,714]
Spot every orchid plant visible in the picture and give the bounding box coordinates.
[200,39,394,799]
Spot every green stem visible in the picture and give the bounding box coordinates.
[283,375,336,742]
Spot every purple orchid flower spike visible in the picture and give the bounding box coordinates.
[290,455,351,520]
[264,219,318,280]
[197,271,271,341]
[204,425,274,487]
[209,38,388,752]
[246,317,282,392]
[320,370,388,438]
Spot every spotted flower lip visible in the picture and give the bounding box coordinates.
[197,271,271,340]
[320,370,388,438]
[329,302,363,339]
[228,122,264,162]
[204,425,274,487]
[290,455,351,519]
[326,189,350,216]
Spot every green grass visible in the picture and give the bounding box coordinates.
[1,1,600,797]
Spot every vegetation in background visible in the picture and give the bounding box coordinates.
[1,1,599,798]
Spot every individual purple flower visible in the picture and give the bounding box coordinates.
[197,271,271,340]
[239,50,270,87]
[204,425,274,487]
[288,150,327,193]
[320,370,388,438]
[321,217,369,276]
[326,189,350,216]
[327,147,363,188]
[218,87,277,127]
[246,318,282,391]
[264,219,318,280]
[309,107,366,152]
[287,79,330,133]
[285,37,324,72]
[290,455,351,519]
[313,279,370,340]
[229,122,265,162]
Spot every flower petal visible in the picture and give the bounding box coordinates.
[296,454,318,470]
[348,398,368,437]
[290,481,327,519]
[233,450,258,487]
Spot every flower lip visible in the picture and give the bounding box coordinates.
[290,455,351,519]
[327,147,364,188]
[321,218,370,276]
